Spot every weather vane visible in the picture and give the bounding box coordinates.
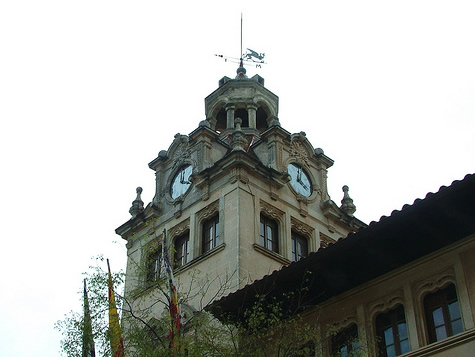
[215,14,266,69]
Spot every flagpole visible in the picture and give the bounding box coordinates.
[82,279,96,357]
[107,259,125,357]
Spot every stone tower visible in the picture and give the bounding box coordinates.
[116,66,365,321]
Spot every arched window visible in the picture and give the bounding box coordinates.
[174,232,189,268]
[203,215,220,253]
[291,231,308,261]
[375,305,409,356]
[260,214,278,253]
[331,324,359,356]
[424,284,463,343]
[145,247,161,287]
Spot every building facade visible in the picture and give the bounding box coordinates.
[211,173,475,356]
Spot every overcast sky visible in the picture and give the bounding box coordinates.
[1,1,474,356]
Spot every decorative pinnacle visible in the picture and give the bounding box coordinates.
[129,187,144,217]
[340,185,356,216]
[231,118,247,152]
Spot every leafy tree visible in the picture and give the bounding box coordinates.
[56,257,359,357]
[55,256,124,357]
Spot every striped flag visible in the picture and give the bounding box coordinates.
[107,259,125,357]
[162,230,182,354]
[82,279,96,357]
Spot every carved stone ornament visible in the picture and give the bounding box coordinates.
[327,316,358,335]
[145,236,160,254]
[367,290,405,319]
[169,219,190,238]
[291,217,313,237]
[197,201,219,222]
[289,133,310,167]
[319,233,336,248]
[413,267,456,301]
[172,134,191,169]
[260,200,284,221]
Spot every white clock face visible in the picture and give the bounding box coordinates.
[171,165,192,199]
[288,163,312,197]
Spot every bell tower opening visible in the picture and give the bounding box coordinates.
[234,108,249,128]
[256,107,269,132]
[215,107,227,133]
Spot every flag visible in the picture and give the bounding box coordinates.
[107,259,125,357]
[162,230,182,353]
[82,279,96,357]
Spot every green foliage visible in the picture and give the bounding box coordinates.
[235,293,319,357]
[55,256,124,357]
[57,257,322,357]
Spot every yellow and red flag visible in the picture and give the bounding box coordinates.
[107,259,125,357]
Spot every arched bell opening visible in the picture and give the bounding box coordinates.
[234,108,249,128]
[256,107,270,132]
[215,107,227,133]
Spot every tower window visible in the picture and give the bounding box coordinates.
[375,305,410,357]
[260,214,278,253]
[174,233,190,268]
[424,284,463,343]
[291,232,308,261]
[145,247,162,287]
[331,324,360,357]
[203,215,220,253]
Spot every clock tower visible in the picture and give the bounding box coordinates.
[116,66,365,322]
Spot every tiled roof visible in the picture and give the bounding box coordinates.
[209,173,475,321]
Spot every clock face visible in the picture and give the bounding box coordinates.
[170,165,193,199]
[288,163,312,197]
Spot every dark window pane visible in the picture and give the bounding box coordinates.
[432,307,445,328]
[435,326,447,341]
[400,339,410,354]
[386,345,396,357]
[398,322,408,340]
[448,301,461,320]
[451,319,463,335]
[384,327,394,345]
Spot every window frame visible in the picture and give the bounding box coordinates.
[174,232,190,268]
[424,283,463,343]
[331,323,360,357]
[145,246,162,287]
[202,215,220,253]
[291,231,308,261]
[375,304,410,357]
[260,214,279,254]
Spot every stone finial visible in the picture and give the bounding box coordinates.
[231,118,248,152]
[199,120,210,128]
[269,116,281,127]
[340,185,356,216]
[129,187,144,217]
